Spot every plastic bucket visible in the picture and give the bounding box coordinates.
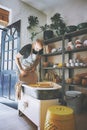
[65,91,82,114]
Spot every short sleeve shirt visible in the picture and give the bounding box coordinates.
[19,44,32,58]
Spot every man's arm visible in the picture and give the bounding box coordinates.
[15,53,28,76]
[31,55,41,71]
[15,52,23,71]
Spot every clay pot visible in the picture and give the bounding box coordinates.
[66,78,73,84]
[43,62,49,67]
[73,76,81,84]
[82,78,87,86]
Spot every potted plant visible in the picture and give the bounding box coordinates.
[50,13,66,36]
[40,24,54,40]
[27,15,39,41]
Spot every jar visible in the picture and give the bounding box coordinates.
[66,63,70,67]
[69,59,73,63]
[70,62,74,67]
[75,62,79,67]
[79,62,84,66]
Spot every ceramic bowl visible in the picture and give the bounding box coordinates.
[65,25,77,33]
[51,48,57,53]
[77,22,87,30]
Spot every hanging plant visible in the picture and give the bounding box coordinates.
[27,15,39,30]
[27,15,40,41]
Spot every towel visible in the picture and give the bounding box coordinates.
[15,81,22,100]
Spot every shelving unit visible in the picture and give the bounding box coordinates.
[64,29,87,91]
[40,28,87,100]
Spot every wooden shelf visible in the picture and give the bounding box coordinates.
[65,28,87,39]
[42,51,62,56]
[43,28,87,45]
[65,83,87,88]
[65,47,87,53]
[42,47,87,56]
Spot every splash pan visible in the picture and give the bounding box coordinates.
[22,82,62,100]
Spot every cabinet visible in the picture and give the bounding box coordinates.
[40,28,87,99]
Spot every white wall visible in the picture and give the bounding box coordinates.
[1,0,87,44]
[47,0,87,26]
[1,0,87,45]
[0,0,46,46]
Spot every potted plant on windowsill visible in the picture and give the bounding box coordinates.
[50,13,66,36]
[40,24,54,40]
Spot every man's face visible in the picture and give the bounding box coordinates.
[35,42,42,51]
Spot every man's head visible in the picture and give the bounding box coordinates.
[34,39,43,52]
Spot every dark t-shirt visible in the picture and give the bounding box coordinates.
[19,44,43,58]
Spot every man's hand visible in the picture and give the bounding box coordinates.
[20,69,28,77]
[30,66,36,72]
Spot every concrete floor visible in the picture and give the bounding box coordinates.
[0,103,37,130]
[75,111,87,130]
[0,97,87,130]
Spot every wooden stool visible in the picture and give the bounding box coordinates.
[44,105,76,130]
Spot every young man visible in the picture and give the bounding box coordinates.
[15,39,43,84]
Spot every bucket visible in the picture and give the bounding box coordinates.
[65,91,82,114]
[44,105,76,130]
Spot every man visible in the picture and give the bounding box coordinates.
[15,39,43,84]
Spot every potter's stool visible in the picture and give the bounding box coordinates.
[44,105,76,130]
